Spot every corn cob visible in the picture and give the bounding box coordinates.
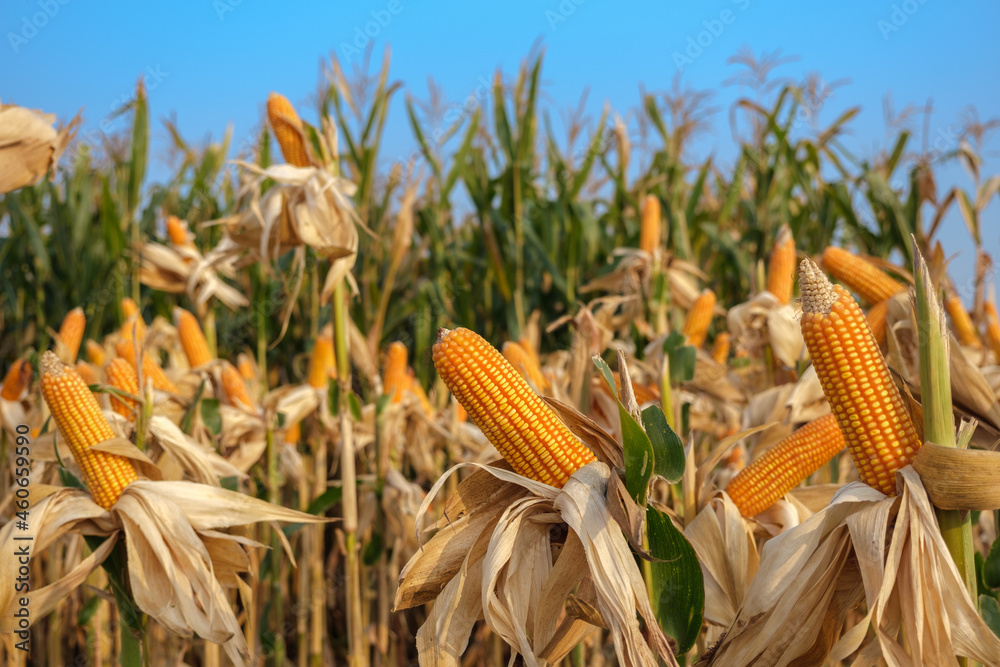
[433,327,597,488]
[711,332,731,365]
[726,413,846,517]
[75,361,98,386]
[284,421,301,444]
[383,341,410,403]
[866,299,890,347]
[105,357,140,419]
[39,351,137,510]
[166,215,195,248]
[985,297,1000,359]
[174,307,213,368]
[1,359,31,401]
[766,225,796,305]
[683,289,716,348]
[86,340,107,366]
[944,293,982,349]
[639,194,661,255]
[799,259,921,495]
[502,341,550,392]
[406,370,435,415]
[267,93,311,168]
[120,298,147,344]
[220,361,255,412]
[237,353,257,382]
[115,340,178,394]
[821,247,905,305]
[307,332,337,389]
[57,307,86,362]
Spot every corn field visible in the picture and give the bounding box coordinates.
[2,49,1000,667]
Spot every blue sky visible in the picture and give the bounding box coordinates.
[2,0,998,299]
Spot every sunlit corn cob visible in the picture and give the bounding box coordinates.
[220,361,255,412]
[115,340,178,394]
[766,225,796,304]
[725,413,846,517]
[57,307,86,362]
[105,357,140,419]
[944,293,982,349]
[307,332,336,389]
[985,297,1000,359]
[799,259,921,495]
[267,93,311,168]
[1,359,31,401]
[866,299,890,347]
[821,247,905,305]
[502,341,550,392]
[174,307,213,368]
[237,354,257,382]
[383,341,410,403]
[682,289,716,348]
[166,215,195,248]
[39,351,137,510]
[406,370,435,415]
[711,333,731,365]
[639,194,661,255]
[284,421,301,444]
[75,361,98,386]
[86,340,107,366]
[433,327,597,488]
[120,298,147,344]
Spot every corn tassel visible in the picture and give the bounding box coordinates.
[40,351,137,510]
[683,289,716,348]
[799,259,921,495]
[766,225,796,304]
[174,307,214,368]
[821,247,905,305]
[105,357,140,419]
[726,413,846,517]
[221,361,255,412]
[267,93,311,168]
[639,194,661,254]
[433,327,596,488]
[711,333,731,365]
[944,293,982,349]
[307,332,337,389]
[383,341,410,403]
[86,340,107,366]
[866,299,890,347]
[1,359,31,401]
[985,297,1000,359]
[57,307,86,362]
[502,341,550,392]
[115,340,178,394]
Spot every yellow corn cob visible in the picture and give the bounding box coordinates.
[766,225,796,304]
[115,340,178,394]
[866,299,890,347]
[120,298,147,345]
[944,293,982,349]
[105,357,139,419]
[985,297,1000,359]
[726,413,846,517]
[799,259,921,496]
[821,247,905,305]
[502,341,550,392]
[267,93,311,168]
[57,307,86,362]
[639,194,661,254]
[683,289,716,348]
[284,421,301,444]
[433,327,597,488]
[174,307,213,368]
[711,332,731,365]
[220,361,255,412]
[383,341,409,403]
[406,369,435,415]
[237,353,257,382]
[307,333,337,389]
[39,351,137,510]
[86,340,107,366]
[166,215,195,248]
[1,359,31,401]
[75,361,98,386]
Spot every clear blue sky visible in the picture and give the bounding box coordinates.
[2,0,998,299]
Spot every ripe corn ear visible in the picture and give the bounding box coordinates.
[944,293,982,349]
[683,289,716,348]
[237,354,257,382]
[383,341,409,403]
[284,421,301,444]
[174,307,213,368]
[166,215,195,248]
[105,358,140,419]
[1,359,31,401]
[766,225,796,304]
[57,307,86,362]
[40,351,137,510]
[267,93,311,168]
[639,194,661,254]
[75,361,98,386]
[115,340,178,394]
[221,361,255,412]
[725,413,846,517]
[406,370,435,415]
[120,298,147,344]
[985,297,1000,359]
[502,341,550,392]
[308,333,337,389]
[433,327,596,488]
[86,340,107,366]
[866,299,890,347]
[799,259,921,495]
[821,247,905,305]
[711,333,731,365]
